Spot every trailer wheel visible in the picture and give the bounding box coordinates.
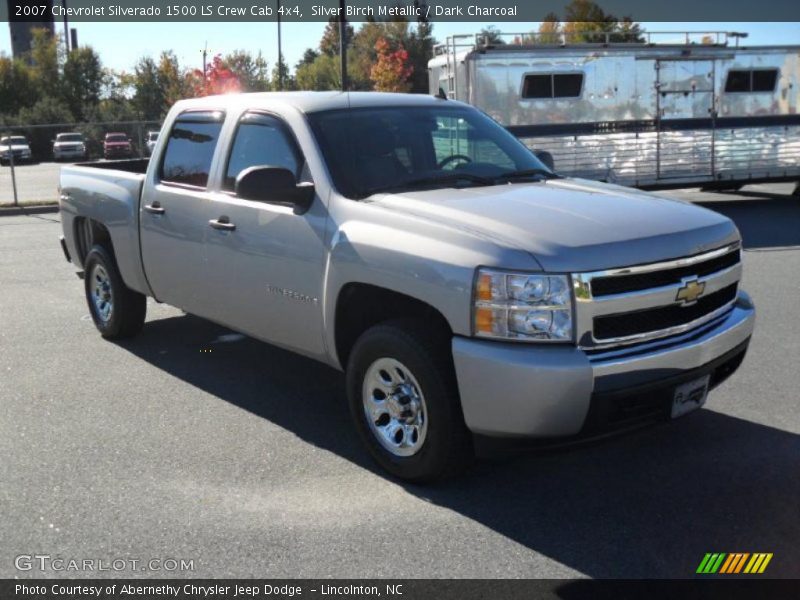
[84,245,146,339]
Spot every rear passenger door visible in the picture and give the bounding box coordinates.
[140,110,224,314]
[200,111,329,359]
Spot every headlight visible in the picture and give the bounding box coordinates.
[473,268,573,342]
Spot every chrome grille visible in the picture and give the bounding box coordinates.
[572,243,742,349]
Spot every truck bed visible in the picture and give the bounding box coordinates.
[59,162,150,296]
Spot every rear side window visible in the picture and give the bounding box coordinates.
[522,73,583,99]
[224,112,302,191]
[160,111,224,188]
[725,69,779,93]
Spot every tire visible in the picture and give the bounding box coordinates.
[346,319,473,482]
[84,244,146,339]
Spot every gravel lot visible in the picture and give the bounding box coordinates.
[1,185,798,579]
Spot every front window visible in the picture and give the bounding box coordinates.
[106,134,127,142]
[59,134,83,142]
[3,136,28,145]
[307,105,553,200]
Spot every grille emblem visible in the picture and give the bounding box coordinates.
[676,279,706,305]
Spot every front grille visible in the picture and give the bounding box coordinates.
[591,249,740,296]
[594,283,738,340]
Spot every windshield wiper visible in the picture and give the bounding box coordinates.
[491,168,559,183]
[363,172,495,197]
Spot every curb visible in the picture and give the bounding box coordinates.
[0,204,59,216]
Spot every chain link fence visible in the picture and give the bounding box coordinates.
[1,120,161,207]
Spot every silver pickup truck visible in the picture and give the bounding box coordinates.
[59,92,755,481]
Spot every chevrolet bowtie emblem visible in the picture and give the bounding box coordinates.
[676,279,706,305]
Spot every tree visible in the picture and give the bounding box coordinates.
[295,53,340,91]
[562,0,644,43]
[157,51,189,107]
[132,56,164,121]
[370,37,413,93]
[225,49,270,92]
[0,56,36,119]
[62,46,103,121]
[270,56,295,91]
[187,54,242,97]
[538,13,562,44]
[478,26,505,45]
[28,28,61,99]
[320,18,354,57]
[296,48,319,70]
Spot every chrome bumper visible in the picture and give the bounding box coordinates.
[452,291,755,437]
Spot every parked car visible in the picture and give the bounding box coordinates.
[0,135,33,165]
[53,132,88,162]
[103,132,132,159]
[58,92,755,482]
[145,131,159,156]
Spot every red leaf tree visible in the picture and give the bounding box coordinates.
[370,38,414,93]
[187,54,242,97]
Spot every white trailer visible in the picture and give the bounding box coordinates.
[428,31,800,190]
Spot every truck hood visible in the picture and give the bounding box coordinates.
[105,141,130,147]
[372,178,740,272]
[1,144,30,151]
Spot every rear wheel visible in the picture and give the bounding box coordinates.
[84,244,146,339]
[346,320,473,482]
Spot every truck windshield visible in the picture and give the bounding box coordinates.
[107,134,127,142]
[59,134,83,142]
[2,137,27,145]
[307,105,554,200]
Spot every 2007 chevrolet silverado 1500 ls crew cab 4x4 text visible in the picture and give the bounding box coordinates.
[59,92,755,481]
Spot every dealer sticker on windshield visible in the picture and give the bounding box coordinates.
[672,375,711,419]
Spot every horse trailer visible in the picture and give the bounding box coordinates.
[428,31,800,190]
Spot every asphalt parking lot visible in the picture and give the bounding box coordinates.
[1,185,799,579]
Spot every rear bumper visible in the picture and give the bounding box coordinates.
[452,291,755,438]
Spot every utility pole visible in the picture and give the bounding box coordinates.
[276,0,283,90]
[339,0,347,91]
[61,0,70,52]
[201,41,208,80]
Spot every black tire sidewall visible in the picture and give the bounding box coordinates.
[346,323,470,482]
[83,246,126,338]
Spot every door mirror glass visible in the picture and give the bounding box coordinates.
[234,166,315,214]
[533,149,555,171]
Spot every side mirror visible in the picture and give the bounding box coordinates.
[533,149,555,171]
[235,166,315,214]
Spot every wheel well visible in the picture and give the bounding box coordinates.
[334,283,452,368]
[74,217,114,266]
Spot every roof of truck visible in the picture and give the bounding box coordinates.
[172,91,455,115]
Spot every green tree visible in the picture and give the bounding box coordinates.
[225,49,270,92]
[478,26,505,45]
[319,18,354,57]
[295,53,341,91]
[28,28,62,99]
[537,13,562,43]
[0,55,36,119]
[157,51,189,108]
[62,46,103,121]
[270,56,295,91]
[132,56,164,121]
[296,48,319,70]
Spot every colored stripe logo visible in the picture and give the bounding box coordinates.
[697,553,773,574]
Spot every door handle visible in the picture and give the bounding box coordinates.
[209,216,236,231]
[144,201,165,215]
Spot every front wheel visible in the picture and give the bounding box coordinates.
[346,320,473,482]
[84,245,146,339]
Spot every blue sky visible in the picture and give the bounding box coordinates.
[2,21,798,74]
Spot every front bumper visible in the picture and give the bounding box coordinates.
[54,147,86,158]
[452,291,755,437]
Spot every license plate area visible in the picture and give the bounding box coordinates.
[672,375,711,419]
[671,375,710,418]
